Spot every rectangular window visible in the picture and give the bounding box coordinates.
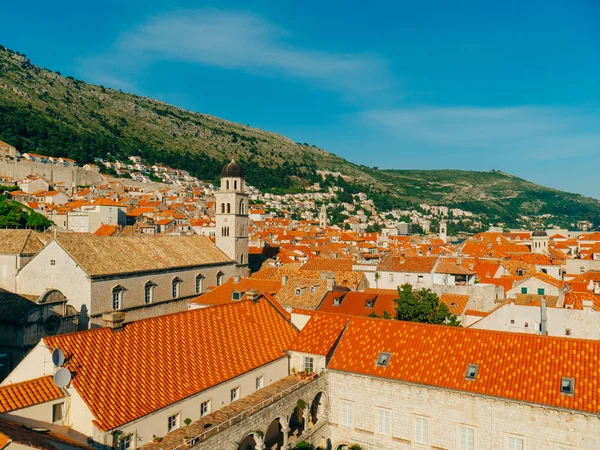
[52,402,65,423]
[377,408,391,435]
[389,274,394,282]
[303,356,314,373]
[119,434,131,450]
[172,281,179,299]
[521,287,528,294]
[405,274,410,283]
[50,259,56,266]
[230,387,240,402]
[415,417,429,445]
[460,426,475,450]
[340,401,353,427]
[200,400,211,417]
[144,284,153,304]
[537,288,545,295]
[418,275,424,283]
[167,413,180,432]
[507,436,524,450]
[256,376,264,391]
[112,289,122,310]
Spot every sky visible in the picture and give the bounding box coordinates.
[1,0,600,196]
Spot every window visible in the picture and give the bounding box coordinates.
[239,199,244,214]
[221,203,225,214]
[465,364,479,380]
[226,180,229,190]
[195,274,204,294]
[365,298,375,308]
[227,203,231,213]
[171,278,181,299]
[168,413,180,432]
[565,328,572,336]
[376,352,391,368]
[144,282,154,304]
[377,408,391,435]
[507,436,524,450]
[50,259,56,266]
[415,417,429,445]
[333,296,343,306]
[560,377,574,396]
[255,376,264,390]
[521,287,528,294]
[200,400,211,417]
[389,274,394,282]
[52,402,65,423]
[538,288,545,295]
[340,400,353,427]
[232,291,241,301]
[230,387,240,402]
[112,286,123,310]
[216,272,224,286]
[119,434,132,450]
[418,275,424,283]
[295,287,303,296]
[460,426,475,450]
[303,356,314,373]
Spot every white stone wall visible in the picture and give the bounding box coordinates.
[328,371,600,450]
[0,254,18,291]
[375,271,433,290]
[507,278,560,299]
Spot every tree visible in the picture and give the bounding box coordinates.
[394,284,460,326]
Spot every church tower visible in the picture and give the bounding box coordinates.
[439,220,447,243]
[319,204,328,228]
[215,159,248,269]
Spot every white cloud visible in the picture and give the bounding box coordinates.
[361,106,600,160]
[83,9,391,98]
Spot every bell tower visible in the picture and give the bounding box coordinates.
[319,204,328,228]
[215,159,248,270]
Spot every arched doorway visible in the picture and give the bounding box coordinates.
[264,417,284,449]
[310,392,327,426]
[237,434,257,450]
[288,401,306,440]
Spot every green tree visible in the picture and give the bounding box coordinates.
[394,284,460,326]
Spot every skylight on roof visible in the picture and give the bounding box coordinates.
[376,352,392,368]
[465,364,479,380]
[560,377,575,396]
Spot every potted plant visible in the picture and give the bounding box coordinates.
[152,434,163,443]
[183,418,192,440]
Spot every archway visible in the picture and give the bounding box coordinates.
[264,417,284,449]
[288,402,305,440]
[310,391,327,426]
[237,434,257,450]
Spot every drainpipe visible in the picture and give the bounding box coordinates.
[540,298,547,336]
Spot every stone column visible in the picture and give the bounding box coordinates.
[303,407,311,433]
[281,423,290,449]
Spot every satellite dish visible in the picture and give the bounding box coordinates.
[53,368,71,388]
[51,348,65,367]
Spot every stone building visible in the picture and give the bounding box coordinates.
[0,229,47,292]
[16,234,237,327]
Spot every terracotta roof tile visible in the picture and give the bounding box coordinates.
[0,376,65,413]
[327,317,600,415]
[288,313,349,356]
[44,299,296,431]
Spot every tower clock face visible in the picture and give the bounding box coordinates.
[44,314,62,335]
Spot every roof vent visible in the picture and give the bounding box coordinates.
[560,377,575,396]
[465,364,479,380]
[246,289,260,303]
[376,352,392,368]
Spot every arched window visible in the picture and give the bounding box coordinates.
[195,274,204,294]
[226,180,230,190]
[221,203,225,214]
[112,286,124,310]
[227,203,231,214]
[234,180,237,190]
[144,281,154,304]
[239,199,244,214]
[171,278,182,299]
[216,272,224,286]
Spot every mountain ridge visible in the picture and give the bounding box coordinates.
[0,44,599,229]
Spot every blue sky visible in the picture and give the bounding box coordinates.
[2,1,600,196]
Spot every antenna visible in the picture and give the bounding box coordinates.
[51,348,65,367]
[53,368,72,388]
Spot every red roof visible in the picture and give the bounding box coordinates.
[44,299,296,431]
[288,313,349,356]
[326,316,600,415]
[0,376,65,413]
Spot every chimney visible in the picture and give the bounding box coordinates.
[583,299,594,311]
[234,275,241,284]
[326,274,335,292]
[595,283,600,296]
[246,289,260,303]
[282,274,288,286]
[540,298,547,335]
[102,312,125,332]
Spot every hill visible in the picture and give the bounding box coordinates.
[0,45,599,228]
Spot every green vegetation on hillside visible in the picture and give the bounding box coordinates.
[1,45,599,227]
[0,194,52,230]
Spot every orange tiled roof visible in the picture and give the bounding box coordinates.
[288,313,349,356]
[0,376,65,413]
[44,299,296,431]
[439,293,470,316]
[300,258,354,272]
[377,256,438,273]
[327,316,600,415]
[93,224,119,237]
[318,291,397,317]
[189,277,282,306]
